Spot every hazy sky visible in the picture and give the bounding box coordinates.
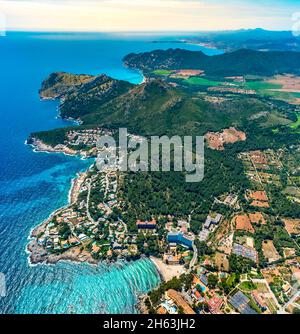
[0,0,299,32]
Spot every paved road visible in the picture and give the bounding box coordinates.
[282,290,300,312]
[189,243,198,270]
[86,180,97,225]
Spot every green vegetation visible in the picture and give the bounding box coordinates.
[29,127,70,147]
[262,112,292,128]
[39,72,95,99]
[32,47,300,315]
[229,254,256,274]
[184,77,221,86]
[152,69,173,76]
[219,274,239,294]
[136,234,160,257]
[194,240,214,257]
[33,72,300,235]
[242,80,280,91]
[120,148,249,220]
[148,273,193,306]
[290,113,300,129]
[239,281,257,292]
[124,48,300,77]
[207,274,219,288]
[34,72,299,144]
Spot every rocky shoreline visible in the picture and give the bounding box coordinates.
[27,239,98,265]
[26,138,96,265]
[27,204,98,266]
[27,136,78,156]
[136,294,149,314]
[27,196,98,265]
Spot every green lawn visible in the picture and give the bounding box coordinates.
[243,81,281,92]
[152,69,173,76]
[239,281,257,292]
[184,77,281,92]
[184,77,221,86]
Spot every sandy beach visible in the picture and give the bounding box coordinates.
[150,256,186,282]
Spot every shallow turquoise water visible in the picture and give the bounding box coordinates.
[0,32,221,314]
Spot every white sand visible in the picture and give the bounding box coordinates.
[150,256,186,282]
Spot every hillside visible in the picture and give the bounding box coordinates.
[40,72,134,119]
[39,72,96,99]
[123,48,300,77]
[31,70,300,150]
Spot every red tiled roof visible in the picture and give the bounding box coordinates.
[136,219,157,226]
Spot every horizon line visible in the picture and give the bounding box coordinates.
[3,28,295,34]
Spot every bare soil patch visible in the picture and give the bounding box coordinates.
[262,240,281,263]
[205,127,246,150]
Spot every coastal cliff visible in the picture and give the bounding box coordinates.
[39,72,134,120]
[39,72,96,100]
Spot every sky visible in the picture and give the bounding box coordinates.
[0,0,299,32]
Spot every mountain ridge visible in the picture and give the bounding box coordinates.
[123,48,300,76]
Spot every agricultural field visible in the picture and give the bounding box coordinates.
[262,240,281,263]
[184,77,222,86]
[239,148,300,218]
[180,73,300,105]
[152,69,173,76]
[236,75,300,104]
[283,219,300,236]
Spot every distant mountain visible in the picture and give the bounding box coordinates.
[196,29,294,42]
[124,48,300,77]
[185,29,300,52]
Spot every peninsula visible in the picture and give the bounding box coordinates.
[27,47,300,314]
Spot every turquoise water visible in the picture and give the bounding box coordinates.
[0,32,221,314]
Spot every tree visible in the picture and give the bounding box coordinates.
[207,274,218,289]
[293,308,300,315]
[229,254,255,274]
[194,240,213,256]
[177,306,184,314]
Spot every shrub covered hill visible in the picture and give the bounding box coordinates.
[123,48,300,77]
[31,48,300,151]
[29,52,300,220]
[39,72,134,119]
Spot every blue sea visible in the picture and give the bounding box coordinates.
[0,32,222,314]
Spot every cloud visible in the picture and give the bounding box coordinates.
[0,0,297,31]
